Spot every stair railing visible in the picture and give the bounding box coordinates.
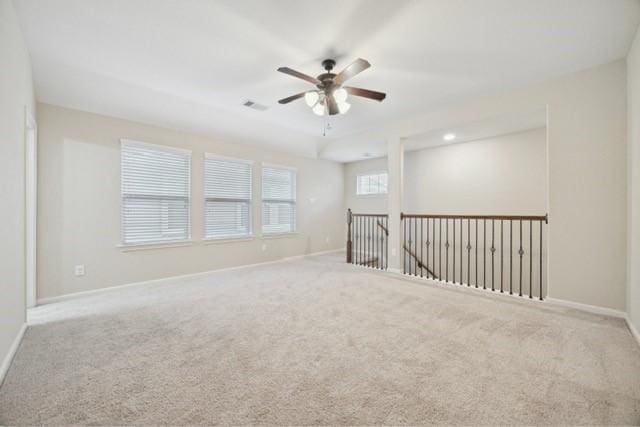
[401,213,548,300]
[346,208,388,270]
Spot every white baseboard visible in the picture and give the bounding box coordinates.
[0,323,27,387]
[626,316,640,347]
[36,248,345,306]
[355,264,631,320]
[545,297,627,318]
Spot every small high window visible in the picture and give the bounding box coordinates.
[357,172,388,196]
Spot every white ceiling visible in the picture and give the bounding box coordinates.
[403,109,547,153]
[14,0,640,160]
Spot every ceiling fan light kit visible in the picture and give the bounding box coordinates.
[278,58,386,116]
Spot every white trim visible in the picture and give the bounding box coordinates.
[358,264,633,319]
[204,152,254,164]
[117,240,196,251]
[261,232,298,239]
[261,161,297,172]
[36,248,344,306]
[120,138,192,154]
[545,297,627,318]
[0,323,27,387]
[625,316,640,347]
[202,236,254,244]
[24,108,37,309]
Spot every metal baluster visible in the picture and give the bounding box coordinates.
[453,218,456,283]
[420,218,424,277]
[445,218,449,282]
[410,217,414,275]
[413,218,418,276]
[433,218,436,279]
[426,218,430,278]
[491,219,495,291]
[539,219,543,300]
[376,216,379,269]
[529,220,533,298]
[484,218,488,289]
[386,216,389,270]
[373,216,376,269]
[510,220,513,295]
[355,216,360,265]
[467,219,471,286]
[460,218,464,285]
[376,216,384,270]
[369,216,372,267]
[519,219,523,297]
[500,220,504,293]
[403,216,406,274]
[439,218,442,280]
[367,216,370,268]
[475,219,478,288]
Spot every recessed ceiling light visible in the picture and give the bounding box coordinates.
[443,133,456,141]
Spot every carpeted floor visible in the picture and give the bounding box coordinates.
[1,252,640,425]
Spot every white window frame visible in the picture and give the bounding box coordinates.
[261,163,297,236]
[120,139,192,247]
[203,153,254,241]
[356,171,388,196]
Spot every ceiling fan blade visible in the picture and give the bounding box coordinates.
[277,67,321,85]
[344,86,386,102]
[326,95,339,115]
[278,92,306,104]
[333,58,371,85]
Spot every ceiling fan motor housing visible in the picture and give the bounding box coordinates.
[321,58,336,72]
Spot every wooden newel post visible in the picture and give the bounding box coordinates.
[346,208,353,263]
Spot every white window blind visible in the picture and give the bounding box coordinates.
[121,140,191,245]
[262,165,296,234]
[204,155,252,239]
[357,172,388,195]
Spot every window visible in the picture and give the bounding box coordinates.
[262,165,296,234]
[204,154,252,239]
[357,171,388,195]
[121,140,191,245]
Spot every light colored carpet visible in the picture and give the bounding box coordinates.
[1,252,639,425]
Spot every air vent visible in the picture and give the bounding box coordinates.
[243,100,269,111]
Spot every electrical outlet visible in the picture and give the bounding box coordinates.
[74,265,85,276]
[261,243,267,251]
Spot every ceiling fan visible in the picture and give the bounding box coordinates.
[277,58,386,116]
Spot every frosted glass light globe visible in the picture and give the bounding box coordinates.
[333,88,348,103]
[312,102,325,116]
[304,91,319,107]
[338,101,351,114]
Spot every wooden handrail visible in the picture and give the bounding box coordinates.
[401,213,548,224]
[403,244,438,279]
[352,213,389,217]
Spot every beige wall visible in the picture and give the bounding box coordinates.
[0,0,35,372]
[344,157,388,214]
[336,60,627,310]
[344,129,547,215]
[37,104,345,300]
[403,128,547,214]
[345,129,548,295]
[628,27,640,331]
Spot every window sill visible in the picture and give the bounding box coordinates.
[117,240,195,252]
[356,193,388,198]
[261,232,298,240]
[202,236,254,245]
